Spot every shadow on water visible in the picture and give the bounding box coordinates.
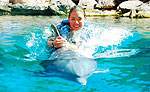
[24,68,78,83]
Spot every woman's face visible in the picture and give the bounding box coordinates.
[68,11,86,31]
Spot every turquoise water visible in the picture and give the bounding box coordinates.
[0,16,150,92]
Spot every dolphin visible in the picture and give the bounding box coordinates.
[40,50,97,85]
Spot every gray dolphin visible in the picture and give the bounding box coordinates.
[40,50,97,85]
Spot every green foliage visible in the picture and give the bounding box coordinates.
[10,6,61,16]
[0,9,10,15]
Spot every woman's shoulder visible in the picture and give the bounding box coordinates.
[56,19,70,30]
[55,19,70,39]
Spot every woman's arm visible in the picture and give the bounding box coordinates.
[47,36,80,50]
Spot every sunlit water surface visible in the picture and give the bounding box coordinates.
[0,16,150,92]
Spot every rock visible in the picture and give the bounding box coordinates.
[94,0,115,9]
[6,0,76,15]
[117,0,150,18]
[9,4,59,15]
[136,3,150,18]
[0,0,10,11]
[118,0,143,10]
[117,0,144,18]
[9,0,50,5]
[77,0,98,16]
[0,0,11,15]
[138,3,150,11]
[1,0,150,17]
[78,0,97,10]
[50,0,75,14]
[137,10,150,18]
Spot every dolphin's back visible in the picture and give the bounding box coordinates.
[40,50,97,78]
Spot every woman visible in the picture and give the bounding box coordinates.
[47,5,86,50]
[41,5,97,85]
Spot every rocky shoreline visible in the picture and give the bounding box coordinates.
[1,0,150,18]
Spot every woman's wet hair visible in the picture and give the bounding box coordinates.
[68,5,85,17]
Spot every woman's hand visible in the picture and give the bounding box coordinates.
[48,36,80,50]
[53,36,67,48]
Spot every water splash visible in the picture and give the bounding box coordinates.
[25,26,52,61]
[76,24,140,58]
[25,23,140,61]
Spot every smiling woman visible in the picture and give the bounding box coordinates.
[47,5,86,50]
[68,5,86,31]
[45,5,97,85]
